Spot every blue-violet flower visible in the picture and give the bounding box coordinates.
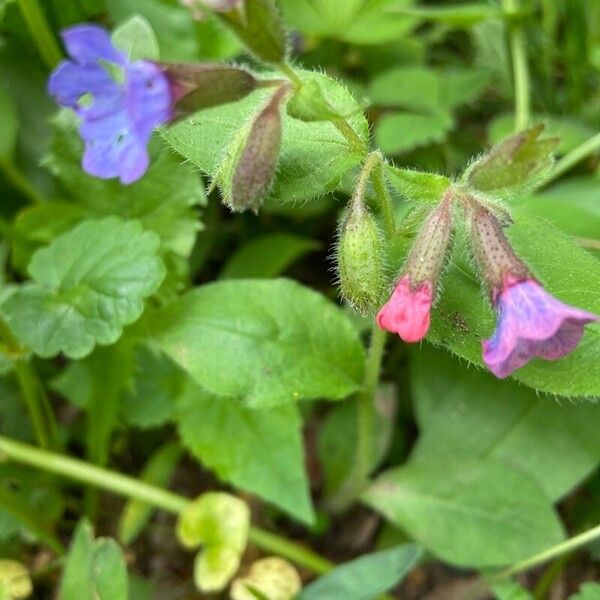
[483,276,598,378]
[48,24,173,184]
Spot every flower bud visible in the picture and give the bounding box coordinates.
[217,86,286,213]
[463,124,559,195]
[377,194,453,342]
[161,63,259,118]
[466,197,529,294]
[337,192,387,316]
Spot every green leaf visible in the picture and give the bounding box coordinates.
[510,177,600,241]
[376,111,453,154]
[121,343,185,428]
[3,217,165,359]
[230,557,300,600]
[220,234,319,279]
[118,442,183,545]
[279,0,416,45]
[150,279,365,407]
[370,67,441,113]
[570,583,600,600]
[105,0,198,60]
[0,86,18,158]
[385,164,451,203]
[492,580,534,600]
[287,79,350,122]
[176,379,314,524]
[362,456,564,568]
[112,15,160,61]
[411,345,600,501]
[429,212,600,397]
[298,544,422,600]
[46,111,204,259]
[391,3,503,26]
[162,71,368,205]
[60,520,95,600]
[92,538,129,600]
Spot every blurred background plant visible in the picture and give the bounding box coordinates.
[0,0,599,599]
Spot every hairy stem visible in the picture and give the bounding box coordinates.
[16,0,63,69]
[0,436,334,574]
[503,0,530,131]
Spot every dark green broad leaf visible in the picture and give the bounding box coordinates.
[176,379,314,524]
[149,279,365,407]
[362,456,564,568]
[44,112,204,260]
[570,583,600,600]
[298,544,422,600]
[162,71,368,205]
[220,234,319,279]
[428,211,600,397]
[411,346,600,501]
[3,218,165,359]
[279,0,416,45]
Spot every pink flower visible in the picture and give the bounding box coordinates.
[483,277,598,378]
[376,276,433,342]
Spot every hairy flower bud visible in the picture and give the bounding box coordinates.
[216,86,286,213]
[337,192,387,316]
[161,63,258,118]
[377,194,453,342]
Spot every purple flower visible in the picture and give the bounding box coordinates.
[48,24,173,184]
[483,277,598,378]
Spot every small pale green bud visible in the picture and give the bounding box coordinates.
[218,0,287,64]
[0,560,32,600]
[230,557,302,600]
[337,193,387,316]
[217,86,286,213]
[463,124,559,195]
[162,63,259,117]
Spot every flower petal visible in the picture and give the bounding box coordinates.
[48,61,116,108]
[483,279,598,378]
[61,24,126,65]
[377,277,432,343]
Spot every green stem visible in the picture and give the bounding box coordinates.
[0,158,45,205]
[278,61,303,88]
[16,0,62,69]
[0,436,335,576]
[544,131,600,185]
[14,361,59,450]
[333,119,368,156]
[495,523,600,580]
[503,0,530,131]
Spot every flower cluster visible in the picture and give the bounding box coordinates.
[48,24,173,184]
[376,192,598,379]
